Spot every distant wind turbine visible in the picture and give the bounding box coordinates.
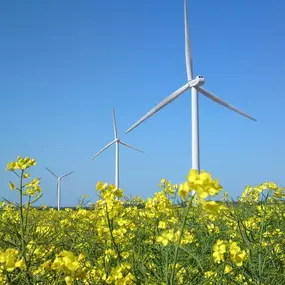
[125,0,256,172]
[91,109,143,189]
[45,167,74,210]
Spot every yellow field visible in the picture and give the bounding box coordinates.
[1,157,285,284]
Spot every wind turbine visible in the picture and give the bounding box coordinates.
[45,167,74,210]
[91,109,143,189]
[125,0,256,172]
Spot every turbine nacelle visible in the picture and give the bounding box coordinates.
[188,75,205,88]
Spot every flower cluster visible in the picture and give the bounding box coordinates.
[6,156,36,171]
[50,251,87,284]
[213,239,247,266]
[178,169,223,200]
[0,248,25,272]
[23,178,41,196]
[159,178,177,196]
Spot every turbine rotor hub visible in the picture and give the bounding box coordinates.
[188,75,205,88]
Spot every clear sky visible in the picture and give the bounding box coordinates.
[0,0,284,207]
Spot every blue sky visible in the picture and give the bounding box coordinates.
[0,0,284,206]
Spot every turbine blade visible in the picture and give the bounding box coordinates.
[120,141,144,153]
[61,171,75,179]
[91,140,115,160]
[196,86,257,121]
[125,83,190,134]
[112,108,118,139]
[45,167,58,178]
[184,0,193,80]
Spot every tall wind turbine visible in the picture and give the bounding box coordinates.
[126,0,256,172]
[45,167,74,210]
[91,109,143,189]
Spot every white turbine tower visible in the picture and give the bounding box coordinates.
[91,109,143,189]
[45,167,74,210]
[126,0,256,172]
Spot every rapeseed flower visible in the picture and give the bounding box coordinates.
[213,240,227,263]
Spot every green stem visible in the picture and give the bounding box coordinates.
[165,250,169,285]
[258,204,266,284]
[19,170,31,285]
[170,195,193,284]
[24,196,31,234]
[105,203,122,261]
[19,170,25,256]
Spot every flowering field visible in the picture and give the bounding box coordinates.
[1,157,285,284]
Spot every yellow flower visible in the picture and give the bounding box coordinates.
[178,182,190,200]
[204,270,217,278]
[160,178,166,184]
[235,274,246,282]
[96,181,108,191]
[207,223,220,234]
[224,265,232,274]
[198,172,213,184]
[229,241,240,255]
[229,241,247,266]
[158,221,167,229]
[96,181,104,191]
[0,248,20,272]
[65,276,73,285]
[6,162,16,171]
[113,188,124,198]
[181,231,195,245]
[42,260,52,269]
[187,169,199,183]
[185,169,223,199]
[9,182,16,190]
[231,250,247,267]
[156,230,175,246]
[15,258,25,270]
[61,251,80,272]
[201,201,224,215]
[213,240,227,263]
[51,257,63,270]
